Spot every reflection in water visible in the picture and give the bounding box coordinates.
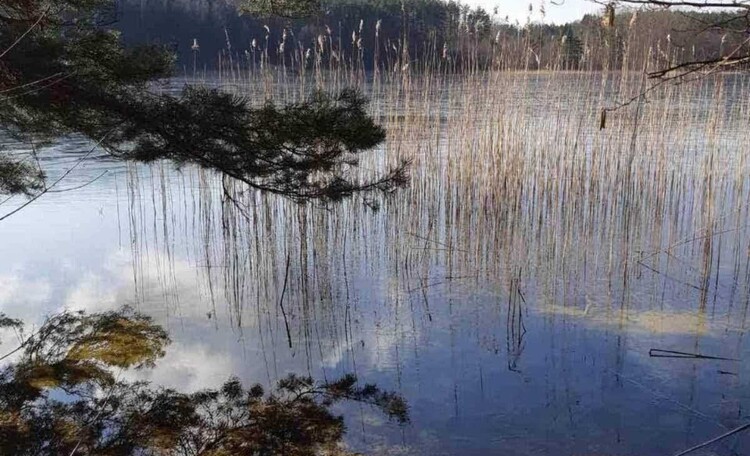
[2,73,750,454]
[0,309,407,455]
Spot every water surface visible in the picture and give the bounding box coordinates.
[2,73,750,455]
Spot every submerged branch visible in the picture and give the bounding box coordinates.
[674,423,750,456]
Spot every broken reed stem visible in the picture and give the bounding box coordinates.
[279,249,293,349]
[674,423,750,456]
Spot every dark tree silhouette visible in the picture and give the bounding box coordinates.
[0,308,408,455]
[239,0,322,17]
[0,0,407,201]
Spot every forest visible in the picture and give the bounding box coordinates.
[116,0,748,72]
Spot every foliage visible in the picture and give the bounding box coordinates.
[108,87,407,200]
[0,155,44,195]
[116,0,750,75]
[0,0,406,200]
[0,314,22,332]
[239,0,322,18]
[0,308,408,455]
[5,308,169,394]
[116,0,489,69]
[560,26,584,70]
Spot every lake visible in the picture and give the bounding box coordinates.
[2,71,749,455]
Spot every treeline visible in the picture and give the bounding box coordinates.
[115,0,748,72]
[116,0,484,71]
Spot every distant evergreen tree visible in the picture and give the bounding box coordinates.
[561,27,583,70]
[108,0,748,76]
[239,0,322,17]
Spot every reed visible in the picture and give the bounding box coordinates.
[124,16,750,378]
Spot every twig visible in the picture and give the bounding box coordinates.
[407,232,467,253]
[0,311,66,362]
[631,225,749,272]
[0,340,26,363]
[605,367,723,427]
[48,170,108,193]
[405,275,476,294]
[279,250,293,349]
[4,72,75,100]
[0,194,14,207]
[636,260,706,291]
[717,370,738,376]
[0,7,50,60]
[0,72,65,95]
[0,131,112,222]
[68,369,123,456]
[674,422,750,456]
[418,276,433,322]
[650,349,738,362]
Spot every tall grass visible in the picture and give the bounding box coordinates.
[126,17,750,371]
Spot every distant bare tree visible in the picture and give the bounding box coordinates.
[592,1,750,80]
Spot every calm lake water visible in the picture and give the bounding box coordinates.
[2,73,750,455]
